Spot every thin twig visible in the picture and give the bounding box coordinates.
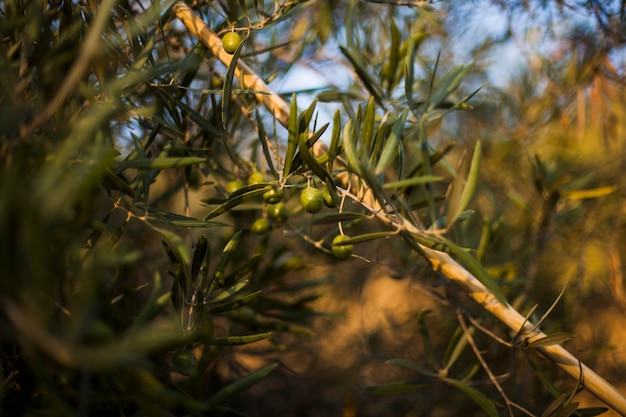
[457,310,534,417]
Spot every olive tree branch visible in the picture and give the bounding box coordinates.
[173,3,626,414]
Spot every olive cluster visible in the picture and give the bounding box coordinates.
[227,172,353,260]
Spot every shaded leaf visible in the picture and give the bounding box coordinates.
[366,378,436,394]
[120,156,206,170]
[205,364,278,409]
[446,378,498,417]
[207,333,272,346]
[386,359,438,378]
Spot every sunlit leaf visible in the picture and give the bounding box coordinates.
[562,185,618,200]
[362,96,376,153]
[446,140,481,228]
[119,156,206,170]
[207,290,262,314]
[375,109,408,175]
[427,63,473,111]
[526,333,576,349]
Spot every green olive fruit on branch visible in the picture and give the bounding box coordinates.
[267,202,289,223]
[332,234,353,260]
[263,186,284,204]
[222,31,242,54]
[248,172,265,185]
[251,217,270,234]
[172,349,198,376]
[300,187,323,214]
[226,179,244,194]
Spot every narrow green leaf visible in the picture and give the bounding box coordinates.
[217,253,261,289]
[144,207,228,228]
[339,46,386,108]
[191,234,209,281]
[290,122,329,175]
[317,90,362,102]
[381,18,401,94]
[342,120,361,175]
[443,327,471,373]
[210,231,242,289]
[530,282,569,333]
[575,407,609,417]
[526,333,576,349]
[204,186,270,220]
[562,185,618,200]
[428,63,473,111]
[441,237,507,304]
[207,290,263,314]
[299,98,318,132]
[212,280,249,302]
[328,109,342,172]
[207,333,272,346]
[335,231,397,245]
[120,156,206,170]
[375,109,408,175]
[404,38,417,112]
[150,224,191,266]
[205,363,278,409]
[417,310,437,367]
[221,40,244,130]
[283,93,299,178]
[362,96,376,153]
[386,359,438,378]
[297,125,335,187]
[255,109,278,180]
[366,378,435,394]
[383,176,443,189]
[446,378,498,417]
[447,140,481,228]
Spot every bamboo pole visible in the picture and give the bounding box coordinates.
[173,3,626,414]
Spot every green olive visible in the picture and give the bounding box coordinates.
[322,187,338,208]
[248,172,265,185]
[226,179,244,194]
[300,187,323,214]
[263,187,284,204]
[267,202,289,223]
[251,217,270,234]
[332,234,353,260]
[222,32,242,54]
[172,349,198,376]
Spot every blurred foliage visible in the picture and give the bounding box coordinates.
[1,0,625,416]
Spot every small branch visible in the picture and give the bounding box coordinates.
[457,311,534,417]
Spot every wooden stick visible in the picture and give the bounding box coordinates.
[173,3,626,414]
